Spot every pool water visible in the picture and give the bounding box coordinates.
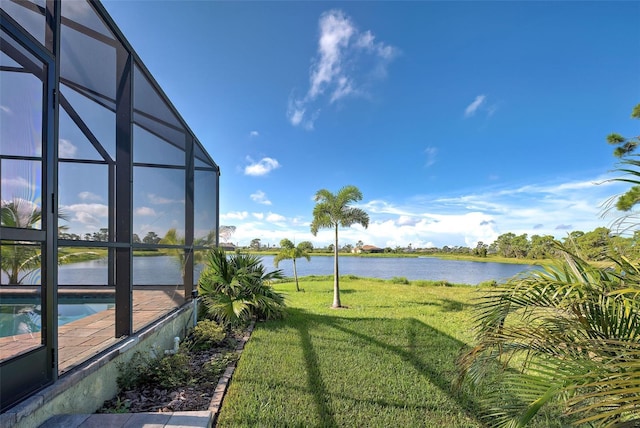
[0,303,114,337]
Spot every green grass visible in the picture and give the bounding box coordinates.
[217,277,479,427]
[217,276,571,427]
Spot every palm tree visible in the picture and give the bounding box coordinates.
[310,185,369,308]
[2,200,99,284]
[1,198,42,229]
[1,243,41,284]
[274,238,310,292]
[198,248,285,326]
[159,228,210,284]
[2,199,44,284]
[603,102,640,234]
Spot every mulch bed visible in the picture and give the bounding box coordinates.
[98,325,250,413]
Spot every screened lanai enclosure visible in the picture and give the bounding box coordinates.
[0,0,220,411]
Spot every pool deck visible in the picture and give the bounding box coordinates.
[0,287,186,373]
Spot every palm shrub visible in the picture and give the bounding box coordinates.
[198,248,286,326]
[457,246,640,427]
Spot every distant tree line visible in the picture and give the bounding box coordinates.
[63,224,634,264]
[58,229,218,247]
[487,228,639,261]
[59,229,163,244]
[244,226,638,263]
[400,228,638,262]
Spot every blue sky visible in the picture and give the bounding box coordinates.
[102,0,640,249]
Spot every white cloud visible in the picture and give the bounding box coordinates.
[464,95,486,117]
[0,105,12,114]
[78,191,101,201]
[266,212,286,223]
[310,10,354,98]
[288,9,398,129]
[287,95,305,126]
[397,215,419,226]
[148,194,183,204]
[250,190,272,205]
[250,130,259,137]
[63,203,109,226]
[244,157,281,176]
[361,199,408,216]
[329,76,355,103]
[75,211,100,226]
[252,212,264,220]
[287,97,316,129]
[62,0,92,19]
[2,176,36,193]
[59,138,77,158]
[424,146,437,167]
[224,174,629,250]
[222,211,249,220]
[135,207,156,216]
[464,95,500,118]
[288,106,305,127]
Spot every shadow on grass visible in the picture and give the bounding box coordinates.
[263,308,484,426]
[398,298,468,312]
[321,314,482,422]
[296,319,339,427]
[403,301,440,308]
[438,298,470,312]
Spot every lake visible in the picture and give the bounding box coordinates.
[51,254,539,286]
[259,254,539,284]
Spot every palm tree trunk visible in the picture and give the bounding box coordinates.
[333,225,341,307]
[292,258,300,292]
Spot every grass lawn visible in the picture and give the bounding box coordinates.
[216,277,571,427]
[217,276,478,427]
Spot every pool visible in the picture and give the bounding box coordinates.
[0,303,114,337]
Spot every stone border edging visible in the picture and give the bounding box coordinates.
[208,321,256,424]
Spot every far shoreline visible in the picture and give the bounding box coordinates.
[246,250,551,266]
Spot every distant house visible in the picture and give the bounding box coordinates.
[219,243,237,251]
[354,245,384,254]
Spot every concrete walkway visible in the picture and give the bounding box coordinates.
[40,411,213,427]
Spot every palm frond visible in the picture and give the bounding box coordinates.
[458,244,640,426]
[198,248,286,326]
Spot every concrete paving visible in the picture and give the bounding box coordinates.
[40,411,214,427]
